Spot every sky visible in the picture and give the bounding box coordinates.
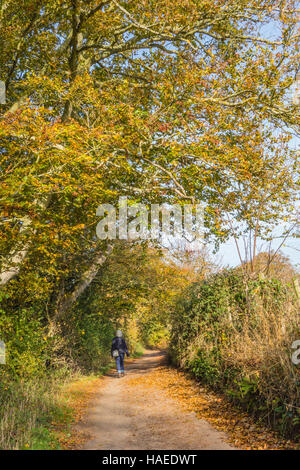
[215,18,300,272]
[217,235,300,271]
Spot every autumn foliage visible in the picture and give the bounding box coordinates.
[0,0,299,449]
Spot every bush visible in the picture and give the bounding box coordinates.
[169,270,300,437]
[141,320,170,349]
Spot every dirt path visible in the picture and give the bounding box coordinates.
[76,350,235,450]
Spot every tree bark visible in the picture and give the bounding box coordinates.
[55,244,113,319]
[0,195,52,288]
[0,215,32,286]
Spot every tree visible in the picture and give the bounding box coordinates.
[0,0,299,299]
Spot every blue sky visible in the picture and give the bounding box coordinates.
[217,235,300,271]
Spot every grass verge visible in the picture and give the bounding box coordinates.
[0,364,112,450]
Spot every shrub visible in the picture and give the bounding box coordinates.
[169,270,300,437]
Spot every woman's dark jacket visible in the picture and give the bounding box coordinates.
[111,337,129,357]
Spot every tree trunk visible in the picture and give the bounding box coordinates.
[0,196,52,288]
[55,244,113,319]
[0,216,32,286]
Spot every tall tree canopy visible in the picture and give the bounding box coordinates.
[0,0,299,306]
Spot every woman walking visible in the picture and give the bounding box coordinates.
[111,330,130,378]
